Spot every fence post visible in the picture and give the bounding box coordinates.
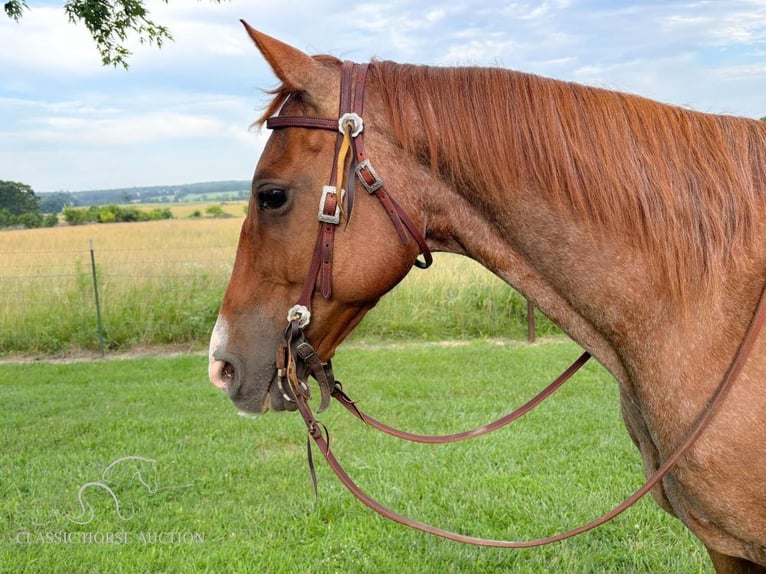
[89,240,105,357]
[527,300,536,344]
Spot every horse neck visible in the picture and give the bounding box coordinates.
[374,63,766,384]
[422,175,652,386]
[374,75,658,379]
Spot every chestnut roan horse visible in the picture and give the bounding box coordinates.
[209,21,766,572]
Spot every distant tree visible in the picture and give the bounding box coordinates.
[99,207,117,223]
[62,206,89,225]
[761,116,766,122]
[0,180,39,215]
[61,204,172,225]
[39,192,73,214]
[4,1,223,68]
[14,211,43,228]
[147,207,172,220]
[205,204,226,218]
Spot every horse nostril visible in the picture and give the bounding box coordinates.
[209,359,235,390]
[222,362,235,383]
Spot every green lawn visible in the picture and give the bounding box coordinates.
[0,341,709,573]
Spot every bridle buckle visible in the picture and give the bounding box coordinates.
[355,160,384,193]
[317,186,344,225]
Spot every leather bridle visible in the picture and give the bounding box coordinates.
[265,60,766,547]
[270,61,432,413]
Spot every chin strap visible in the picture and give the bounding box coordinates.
[277,313,335,415]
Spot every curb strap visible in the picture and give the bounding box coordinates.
[279,320,335,413]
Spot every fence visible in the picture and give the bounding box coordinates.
[0,238,235,355]
[1,237,546,356]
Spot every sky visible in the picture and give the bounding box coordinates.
[1,0,765,193]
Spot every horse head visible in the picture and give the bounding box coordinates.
[208,23,431,413]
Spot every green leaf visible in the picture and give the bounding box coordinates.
[3,0,28,21]
[63,0,174,68]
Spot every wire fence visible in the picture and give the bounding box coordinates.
[0,241,235,355]
[1,239,544,355]
[0,248,234,300]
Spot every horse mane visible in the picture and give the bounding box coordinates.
[369,61,766,303]
[256,56,766,303]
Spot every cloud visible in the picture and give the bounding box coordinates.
[0,7,103,75]
[1,0,765,192]
[0,90,257,142]
[16,112,224,145]
[715,63,766,80]
[659,1,766,46]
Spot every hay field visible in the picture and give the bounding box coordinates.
[1,213,553,354]
[138,200,248,219]
[1,216,243,353]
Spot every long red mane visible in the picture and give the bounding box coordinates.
[258,57,766,302]
[370,62,766,302]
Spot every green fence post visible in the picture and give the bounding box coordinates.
[89,240,105,356]
[527,300,536,344]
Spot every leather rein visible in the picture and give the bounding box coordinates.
[267,61,766,547]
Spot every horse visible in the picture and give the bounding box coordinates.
[208,21,766,573]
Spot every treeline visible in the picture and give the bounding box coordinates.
[0,180,58,229]
[0,209,58,229]
[1,179,251,229]
[42,180,250,208]
[62,205,173,225]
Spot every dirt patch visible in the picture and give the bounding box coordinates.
[0,337,567,365]
[0,344,207,365]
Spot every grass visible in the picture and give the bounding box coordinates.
[0,341,710,573]
[1,217,556,355]
[358,260,559,341]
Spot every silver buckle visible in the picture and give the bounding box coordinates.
[355,160,384,193]
[338,112,364,137]
[317,185,343,225]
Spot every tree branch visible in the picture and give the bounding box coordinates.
[4,0,29,21]
[4,1,227,68]
[63,0,173,68]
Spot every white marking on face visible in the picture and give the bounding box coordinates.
[208,314,229,362]
[208,315,230,390]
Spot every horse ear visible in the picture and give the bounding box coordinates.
[240,21,329,94]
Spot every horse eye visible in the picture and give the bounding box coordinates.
[256,188,288,211]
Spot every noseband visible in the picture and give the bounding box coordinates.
[264,60,766,547]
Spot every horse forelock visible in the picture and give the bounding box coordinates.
[369,61,766,304]
[256,54,342,127]
[256,86,292,127]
